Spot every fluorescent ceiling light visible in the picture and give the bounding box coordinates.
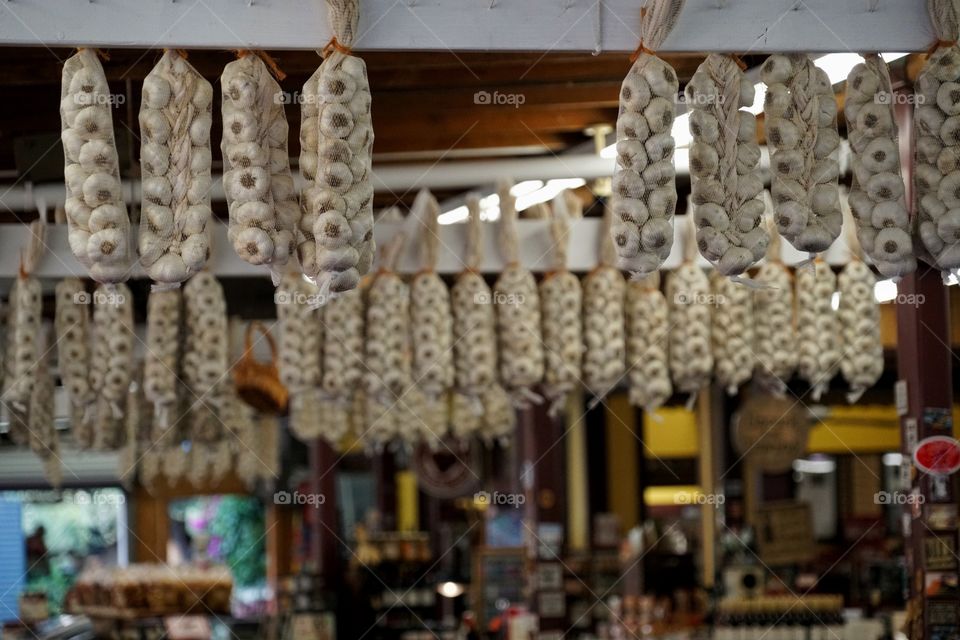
[438,193,499,225]
[874,278,897,303]
[793,458,836,474]
[516,178,586,211]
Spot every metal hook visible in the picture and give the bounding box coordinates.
[867,0,879,12]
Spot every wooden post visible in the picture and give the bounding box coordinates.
[896,264,956,639]
[894,88,957,639]
[309,440,339,581]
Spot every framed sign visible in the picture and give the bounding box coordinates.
[733,394,809,473]
[473,547,526,631]
[756,502,815,566]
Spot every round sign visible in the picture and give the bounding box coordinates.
[913,436,960,476]
[732,392,810,473]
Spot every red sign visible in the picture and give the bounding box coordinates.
[913,436,960,476]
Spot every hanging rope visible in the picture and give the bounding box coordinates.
[464,193,484,271]
[496,180,520,266]
[633,0,687,58]
[320,0,360,58]
[412,188,441,271]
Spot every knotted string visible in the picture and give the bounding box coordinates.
[630,0,687,61]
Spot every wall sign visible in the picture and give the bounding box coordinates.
[733,394,809,473]
[914,436,960,476]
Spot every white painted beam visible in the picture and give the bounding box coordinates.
[0,0,933,53]
[0,218,857,281]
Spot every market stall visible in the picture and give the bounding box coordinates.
[0,1,954,639]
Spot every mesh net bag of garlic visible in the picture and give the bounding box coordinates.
[300,0,375,296]
[846,55,915,277]
[914,0,960,273]
[139,51,214,285]
[494,181,544,407]
[609,0,685,275]
[763,54,843,257]
[221,54,298,281]
[687,54,768,275]
[539,191,582,415]
[61,49,132,283]
[450,194,505,442]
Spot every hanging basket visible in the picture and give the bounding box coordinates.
[234,321,289,415]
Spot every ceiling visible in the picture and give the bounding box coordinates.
[0,47,735,215]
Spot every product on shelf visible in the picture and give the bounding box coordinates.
[70,564,233,617]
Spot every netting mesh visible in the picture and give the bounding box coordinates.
[61,49,132,283]
[763,54,842,255]
[913,7,960,271]
[221,54,296,282]
[138,50,214,286]
[609,0,685,275]
[300,0,374,298]
[688,54,768,275]
[845,54,915,277]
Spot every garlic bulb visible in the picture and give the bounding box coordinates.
[143,288,181,430]
[612,52,679,274]
[3,274,41,445]
[626,272,672,411]
[583,205,626,400]
[450,391,482,441]
[183,271,229,442]
[222,55,296,278]
[838,259,883,402]
[666,260,713,397]
[753,219,797,393]
[763,54,842,255]
[451,194,499,398]
[914,43,960,271]
[138,51,213,284]
[55,279,95,448]
[845,56,915,277]
[277,271,323,441]
[90,283,134,449]
[540,191,583,413]
[482,384,516,446]
[61,49,132,283]
[322,287,365,400]
[300,23,375,296]
[709,271,753,395]
[795,260,841,401]
[28,349,61,488]
[688,55,768,274]
[494,182,544,404]
[409,190,454,400]
[277,271,322,394]
[365,236,412,445]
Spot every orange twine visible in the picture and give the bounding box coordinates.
[629,7,655,63]
[731,54,748,71]
[928,39,958,55]
[77,47,110,61]
[233,49,287,81]
[322,36,353,58]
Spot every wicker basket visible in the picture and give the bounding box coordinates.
[234,321,289,415]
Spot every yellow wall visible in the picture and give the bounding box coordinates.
[640,402,959,458]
